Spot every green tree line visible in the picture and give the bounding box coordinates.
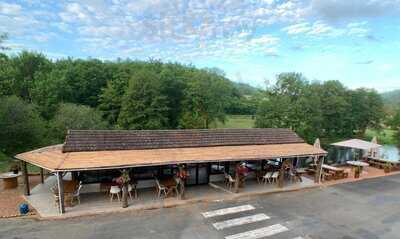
[0,51,250,156]
[255,73,386,144]
[0,51,391,160]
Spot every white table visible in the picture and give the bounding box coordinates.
[346,161,369,178]
[346,161,369,167]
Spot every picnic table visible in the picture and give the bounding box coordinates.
[322,164,346,180]
[0,172,21,189]
[368,157,399,169]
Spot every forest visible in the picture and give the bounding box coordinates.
[0,50,399,168]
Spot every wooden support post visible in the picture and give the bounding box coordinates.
[40,168,44,184]
[56,172,65,214]
[22,161,30,196]
[278,159,285,188]
[234,163,240,193]
[315,156,324,183]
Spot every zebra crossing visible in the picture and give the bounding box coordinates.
[202,204,305,239]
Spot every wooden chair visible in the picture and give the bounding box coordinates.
[155,178,167,199]
[224,172,230,186]
[71,184,83,205]
[109,186,121,202]
[51,186,60,207]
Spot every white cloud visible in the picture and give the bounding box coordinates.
[310,0,400,21]
[250,35,280,45]
[282,20,371,38]
[282,22,311,35]
[0,2,21,15]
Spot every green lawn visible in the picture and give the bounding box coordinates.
[365,128,397,145]
[0,152,41,173]
[213,115,255,128]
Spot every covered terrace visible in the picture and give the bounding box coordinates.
[16,128,327,216]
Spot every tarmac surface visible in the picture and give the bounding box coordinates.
[1,174,400,239]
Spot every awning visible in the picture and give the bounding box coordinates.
[15,143,327,172]
[331,139,382,151]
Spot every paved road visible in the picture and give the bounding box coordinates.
[1,174,400,239]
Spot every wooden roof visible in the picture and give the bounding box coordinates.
[62,128,304,152]
[16,143,327,172]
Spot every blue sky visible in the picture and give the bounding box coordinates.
[1,0,399,92]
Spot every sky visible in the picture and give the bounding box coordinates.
[0,0,399,92]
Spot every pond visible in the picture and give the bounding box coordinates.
[379,145,400,162]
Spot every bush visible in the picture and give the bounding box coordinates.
[0,95,46,155]
[50,103,108,141]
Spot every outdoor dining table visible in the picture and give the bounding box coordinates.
[294,168,307,182]
[347,161,369,178]
[160,177,177,196]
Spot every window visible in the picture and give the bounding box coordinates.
[210,162,225,174]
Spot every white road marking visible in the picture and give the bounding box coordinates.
[225,224,289,239]
[212,213,270,230]
[201,205,255,218]
[293,237,304,239]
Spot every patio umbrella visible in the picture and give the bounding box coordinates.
[370,136,379,158]
[313,138,321,164]
[313,138,321,149]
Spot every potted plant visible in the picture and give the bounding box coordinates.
[354,167,361,178]
[383,163,392,173]
[116,170,130,208]
[9,163,20,174]
[176,164,188,199]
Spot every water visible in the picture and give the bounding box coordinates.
[379,145,400,162]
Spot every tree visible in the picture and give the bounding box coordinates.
[11,51,52,102]
[255,74,385,143]
[0,53,15,96]
[0,96,46,154]
[0,33,9,50]
[390,108,400,144]
[117,70,169,129]
[180,70,233,128]
[50,103,108,141]
[349,88,384,136]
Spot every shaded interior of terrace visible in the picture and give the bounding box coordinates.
[16,128,327,217]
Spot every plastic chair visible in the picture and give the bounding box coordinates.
[110,186,121,202]
[263,172,273,184]
[227,175,236,190]
[271,172,279,183]
[155,178,167,199]
[128,184,137,200]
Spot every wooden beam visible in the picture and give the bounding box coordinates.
[278,159,286,188]
[40,168,44,184]
[234,162,240,193]
[22,161,30,196]
[56,172,65,214]
[315,156,324,183]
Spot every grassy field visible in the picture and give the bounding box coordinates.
[213,115,255,128]
[365,128,397,145]
[0,152,40,173]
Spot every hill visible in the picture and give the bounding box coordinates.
[382,89,400,111]
[232,82,262,96]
